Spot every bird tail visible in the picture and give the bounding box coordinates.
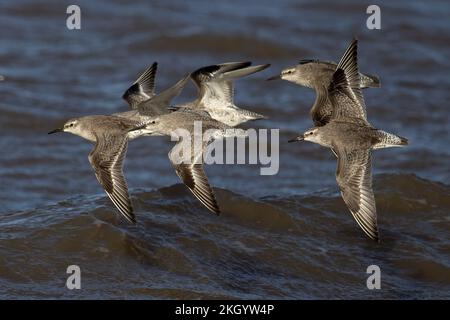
[360,72,381,88]
[238,108,268,121]
[399,136,408,145]
[373,131,408,149]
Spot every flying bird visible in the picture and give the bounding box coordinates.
[268,55,380,126]
[48,115,149,223]
[174,61,270,126]
[288,38,407,241]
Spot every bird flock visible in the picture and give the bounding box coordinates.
[48,37,407,242]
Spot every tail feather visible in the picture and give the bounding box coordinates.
[399,136,408,145]
[239,108,268,120]
[374,131,408,149]
[360,72,381,88]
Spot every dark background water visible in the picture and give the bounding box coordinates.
[0,0,449,299]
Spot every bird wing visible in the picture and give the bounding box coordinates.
[138,73,190,117]
[190,62,269,108]
[122,62,158,109]
[329,38,369,122]
[168,140,220,215]
[335,145,379,241]
[310,85,332,126]
[88,133,135,223]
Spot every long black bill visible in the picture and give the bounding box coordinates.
[288,135,304,143]
[48,128,63,134]
[266,75,281,81]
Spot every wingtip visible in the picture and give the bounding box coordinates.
[211,206,221,216]
[129,217,137,224]
[135,62,158,84]
[203,196,221,216]
[332,37,361,92]
[371,233,380,243]
[249,63,271,74]
[123,62,159,107]
[369,230,380,242]
[360,227,379,242]
[124,212,137,224]
[365,225,380,242]
[259,63,271,70]
[196,196,221,216]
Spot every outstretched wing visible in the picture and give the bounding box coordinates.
[191,62,270,108]
[329,38,368,122]
[138,74,190,117]
[123,62,158,109]
[168,141,220,215]
[335,146,378,241]
[88,133,135,223]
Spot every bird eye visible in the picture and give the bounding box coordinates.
[70,123,74,127]
[151,121,156,124]
[309,132,313,135]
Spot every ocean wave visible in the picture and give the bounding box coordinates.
[0,174,448,299]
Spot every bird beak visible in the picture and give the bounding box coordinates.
[48,128,63,134]
[266,75,281,81]
[288,135,304,143]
